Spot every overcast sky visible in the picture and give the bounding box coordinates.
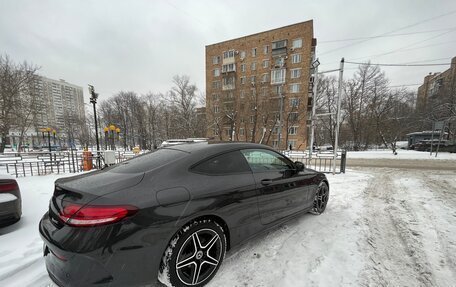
[1,0,455,103]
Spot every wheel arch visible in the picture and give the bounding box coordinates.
[175,214,231,251]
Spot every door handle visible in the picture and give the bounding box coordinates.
[261,179,273,185]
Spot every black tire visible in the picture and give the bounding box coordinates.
[158,219,227,287]
[311,182,329,215]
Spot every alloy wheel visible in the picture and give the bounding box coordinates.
[313,183,329,213]
[176,228,222,285]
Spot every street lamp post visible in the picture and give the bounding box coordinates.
[115,127,120,149]
[52,129,56,145]
[88,85,101,168]
[109,124,116,150]
[104,127,109,150]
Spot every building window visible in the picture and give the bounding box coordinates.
[214,128,219,136]
[212,81,221,89]
[272,140,278,148]
[251,62,257,71]
[261,87,268,97]
[290,83,300,93]
[262,60,269,68]
[214,106,219,113]
[273,85,284,95]
[213,68,220,77]
[271,69,286,84]
[274,57,285,68]
[261,73,269,83]
[212,93,219,101]
[250,115,254,123]
[240,118,245,123]
[212,56,221,65]
[288,126,298,135]
[289,112,299,121]
[290,68,301,79]
[223,50,235,59]
[222,76,235,90]
[240,51,246,59]
[251,48,257,57]
[272,40,287,49]
[250,75,256,84]
[290,98,300,107]
[263,45,269,54]
[292,39,303,49]
[222,63,236,73]
[241,76,246,85]
[241,63,246,73]
[291,54,302,64]
[240,90,246,98]
[239,128,245,136]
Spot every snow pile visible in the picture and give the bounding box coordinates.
[0,194,17,203]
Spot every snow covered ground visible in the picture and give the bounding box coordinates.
[348,149,456,160]
[1,166,456,286]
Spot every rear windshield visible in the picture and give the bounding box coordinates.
[107,148,188,173]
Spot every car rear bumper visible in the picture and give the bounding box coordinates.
[39,212,171,287]
[0,196,21,226]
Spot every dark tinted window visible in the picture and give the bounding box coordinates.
[107,149,187,173]
[192,151,251,175]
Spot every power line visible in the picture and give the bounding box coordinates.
[403,57,453,64]
[345,61,452,67]
[348,29,456,61]
[319,9,456,56]
[389,83,421,88]
[319,27,456,43]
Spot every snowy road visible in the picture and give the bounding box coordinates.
[1,167,456,286]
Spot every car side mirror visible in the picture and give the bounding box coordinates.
[294,161,305,172]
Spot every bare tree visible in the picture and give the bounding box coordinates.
[168,75,198,138]
[0,54,39,152]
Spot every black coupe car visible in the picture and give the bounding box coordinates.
[39,142,329,287]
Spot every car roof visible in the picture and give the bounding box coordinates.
[162,141,274,155]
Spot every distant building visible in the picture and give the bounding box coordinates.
[417,56,456,112]
[6,76,85,150]
[205,21,317,150]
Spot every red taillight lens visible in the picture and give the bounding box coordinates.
[0,181,18,193]
[59,203,138,227]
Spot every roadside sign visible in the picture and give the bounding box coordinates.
[433,121,444,130]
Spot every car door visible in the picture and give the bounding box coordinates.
[240,148,313,225]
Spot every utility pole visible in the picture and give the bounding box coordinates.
[333,58,344,175]
[309,58,320,161]
[88,84,101,168]
[278,84,284,150]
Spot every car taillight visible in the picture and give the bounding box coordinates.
[0,180,18,193]
[59,203,138,227]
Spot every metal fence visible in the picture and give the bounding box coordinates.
[1,149,347,177]
[281,150,347,174]
[0,150,137,177]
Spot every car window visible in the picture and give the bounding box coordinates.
[192,150,251,175]
[107,148,188,173]
[240,149,293,172]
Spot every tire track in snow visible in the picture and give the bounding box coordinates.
[359,169,435,287]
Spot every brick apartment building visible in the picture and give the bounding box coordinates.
[417,56,456,112]
[205,21,317,150]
